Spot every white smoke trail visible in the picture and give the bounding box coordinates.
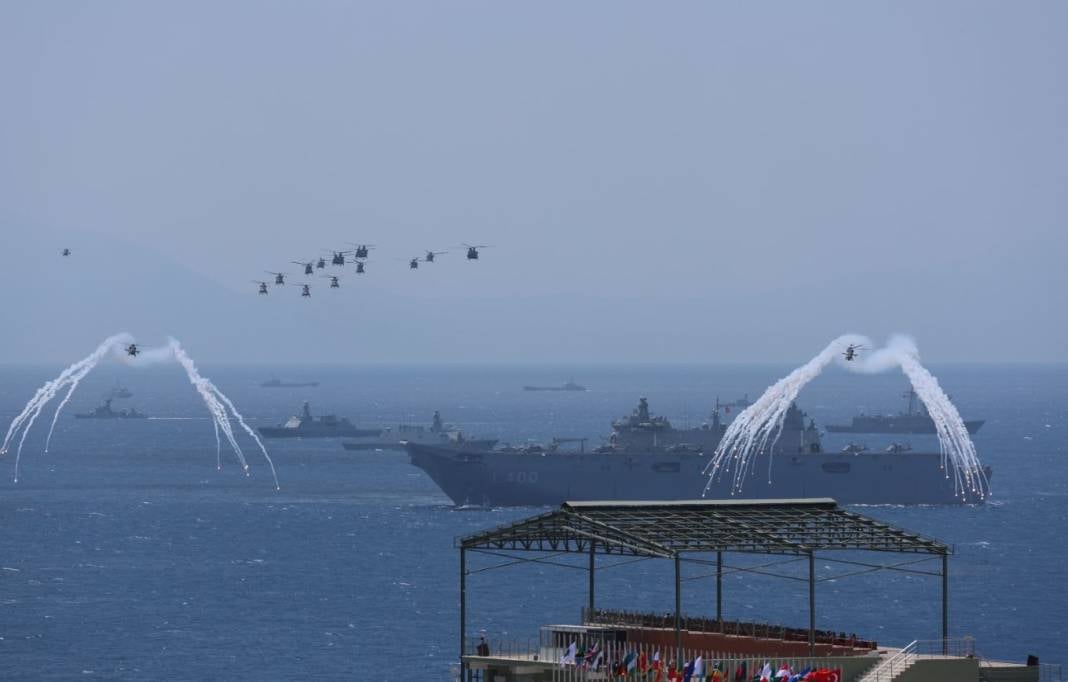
[1,333,278,489]
[702,334,868,495]
[703,334,988,501]
[1,333,134,482]
[169,338,279,489]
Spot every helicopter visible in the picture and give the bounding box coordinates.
[352,259,366,274]
[293,283,312,297]
[125,343,140,357]
[322,274,340,288]
[425,250,447,263]
[61,248,71,257]
[463,244,490,260]
[348,243,374,259]
[408,257,421,270]
[292,261,314,276]
[316,257,327,269]
[843,344,865,361]
[251,280,269,295]
[266,271,287,285]
[331,250,350,266]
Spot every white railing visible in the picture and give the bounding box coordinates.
[859,640,918,682]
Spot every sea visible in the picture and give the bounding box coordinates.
[0,363,1065,679]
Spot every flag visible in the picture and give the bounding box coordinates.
[734,660,747,681]
[561,642,577,665]
[638,651,649,673]
[776,663,792,678]
[625,651,639,672]
[693,656,705,677]
[682,659,695,682]
[759,662,773,682]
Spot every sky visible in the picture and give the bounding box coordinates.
[1,1,1065,364]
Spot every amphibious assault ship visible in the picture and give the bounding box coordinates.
[258,402,380,439]
[405,397,990,506]
[74,398,147,419]
[826,389,985,435]
[342,411,498,451]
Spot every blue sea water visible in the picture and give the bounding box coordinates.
[0,363,1065,679]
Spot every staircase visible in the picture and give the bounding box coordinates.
[857,641,919,682]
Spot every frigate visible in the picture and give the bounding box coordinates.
[825,389,984,434]
[258,401,380,439]
[405,397,991,506]
[260,378,320,388]
[74,398,147,419]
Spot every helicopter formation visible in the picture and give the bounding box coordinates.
[254,243,491,297]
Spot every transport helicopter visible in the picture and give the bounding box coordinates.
[125,343,140,357]
[843,344,865,361]
[463,244,490,260]
[251,280,269,294]
[292,261,314,276]
[61,248,71,257]
[352,259,366,274]
[293,283,312,297]
[322,274,340,288]
[328,250,349,266]
[348,243,374,259]
[266,271,287,285]
[425,250,447,263]
[408,257,421,270]
[316,257,327,269]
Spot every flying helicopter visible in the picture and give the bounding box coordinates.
[352,259,366,274]
[425,250,447,263]
[843,344,865,361]
[331,250,350,266]
[321,274,340,288]
[463,244,491,260]
[292,261,314,276]
[292,283,312,297]
[125,343,140,357]
[316,257,327,269]
[251,280,269,295]
[61,248,71,257]
[348,243,374,259]
[266,271,287,285]
[408,257,421,270]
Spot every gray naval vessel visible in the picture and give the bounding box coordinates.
[342,411,498,451]
[826,389,985,435]
[258,401,381,439]
[74,398,147,419]
[405,397,991,506]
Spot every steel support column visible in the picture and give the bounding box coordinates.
[808,551,816,657]
[716,550,723,627]
[942,553,949,655]
[460,547,467,682]
[674,554,682,666]
[588,543,596,617]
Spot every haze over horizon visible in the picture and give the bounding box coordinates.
[3,2,1065,364]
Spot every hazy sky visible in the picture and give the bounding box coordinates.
[2,2,1065,364]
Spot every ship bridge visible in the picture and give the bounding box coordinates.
[458,498,953,679]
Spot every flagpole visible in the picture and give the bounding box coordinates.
[716,550,723,628]
[588,543,596,617]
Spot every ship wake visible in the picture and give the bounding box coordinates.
[702,334,988,502]
[0,334,278,489]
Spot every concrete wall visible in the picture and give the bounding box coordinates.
[895,658,980,682]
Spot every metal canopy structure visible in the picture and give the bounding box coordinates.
[458,499,951,680]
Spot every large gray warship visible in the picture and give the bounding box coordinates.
[826,389,985,435]
[342,411,498,451]
[258,402,381,439]
[405,397,990,506]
